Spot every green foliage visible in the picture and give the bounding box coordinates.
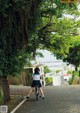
[44,66,51,74]
[63,36,80,69]
[45,77,53,85]
[38,1,79,59]
[68,70,80,85]
[72,36,80,46]
[72,71,79,77]
[68,77,73,85]
[0,0,42,77]
[56,70,61,73]
[67,70,72,74]
[40,17,79,59]
[0,47,31,77]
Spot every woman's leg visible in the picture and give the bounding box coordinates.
[39,87,44,97]
[27,80,35,97]
[27,87,33,97]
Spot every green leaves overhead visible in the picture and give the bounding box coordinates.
[36,1,80,67]
[0,0,79,77]
[38,16,79,58]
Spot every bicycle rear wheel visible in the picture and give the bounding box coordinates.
[35,86,39,101]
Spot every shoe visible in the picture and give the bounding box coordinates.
[26,96,30,99]
[39,95,42,98]
[42,96,44,99]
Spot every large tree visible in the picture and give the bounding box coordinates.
[0,0,42,103]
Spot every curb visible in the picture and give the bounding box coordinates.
[10,97,27,113]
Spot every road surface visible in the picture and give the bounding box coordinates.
[15,85,80,113]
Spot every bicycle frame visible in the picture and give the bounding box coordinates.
[35,85,39,101]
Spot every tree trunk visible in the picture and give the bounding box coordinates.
[0,78,10,103]
[75,65,78,71]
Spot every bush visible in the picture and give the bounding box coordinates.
[69,71,80,85]
[45,77,53,85]
[67,70,72,74]
[72,71,79,77]
[68,78,73,85]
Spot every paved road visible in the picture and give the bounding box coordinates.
[15,85,80,113]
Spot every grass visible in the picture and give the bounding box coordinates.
[6,95,23,113]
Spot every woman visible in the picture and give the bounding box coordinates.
[27,67,44,99]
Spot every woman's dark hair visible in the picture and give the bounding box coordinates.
[34,67,40,74]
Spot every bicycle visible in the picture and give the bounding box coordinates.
[35,85,39,101]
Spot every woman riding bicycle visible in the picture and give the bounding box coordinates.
[27,67,44,99]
